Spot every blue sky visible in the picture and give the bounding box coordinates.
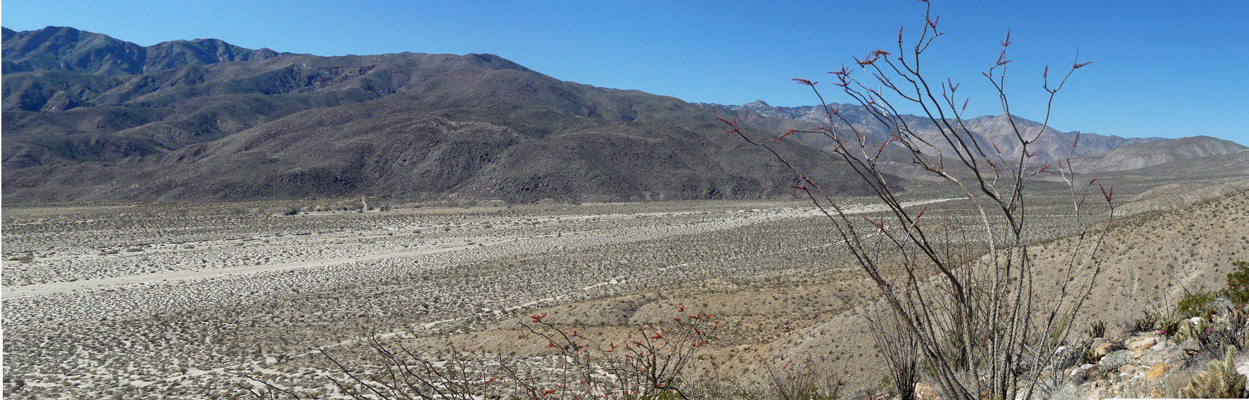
[4,0,1247,144]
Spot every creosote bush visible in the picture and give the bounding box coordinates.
[1223,261,1249,306]
[1176,289,1219,320]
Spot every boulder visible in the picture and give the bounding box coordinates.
[1093,342,1115,359]
[914,382,938,400]
[1146,363,1169,382]
[1129,336,1156,351]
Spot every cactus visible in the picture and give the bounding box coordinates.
[1226,305,1248,328]
[1132,311,1160,333]
[1179,346,1247,398]
[1174,317,1207,342]
[1159,313,1184,339]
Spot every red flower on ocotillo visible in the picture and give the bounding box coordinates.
[777,129,797,141]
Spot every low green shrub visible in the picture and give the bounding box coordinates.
[1223,261,1249,307]
[1177,289,1219,319]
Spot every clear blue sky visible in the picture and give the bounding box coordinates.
[4,0,1247,144]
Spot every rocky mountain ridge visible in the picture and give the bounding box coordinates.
[2,26,283,76]
[1074,136,1248,172]
[4,26,1243,204]
[699,99,1164,162]
[2,27,866,203]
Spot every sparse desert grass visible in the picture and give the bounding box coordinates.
[2,199,891,398]
[3,183,1248,399]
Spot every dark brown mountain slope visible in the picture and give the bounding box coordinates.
[2,27,870,203]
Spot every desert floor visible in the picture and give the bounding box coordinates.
[4,175,1249,399]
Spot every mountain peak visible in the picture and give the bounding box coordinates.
[742,99,771,109]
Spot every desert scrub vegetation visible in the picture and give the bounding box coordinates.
[720,1,1114,399]
[237,1,1115,399]
[1117,261,1249,373]
[239,305,740,399]
[3,200,892,398]
[1178,346,1247,398]
[4,190,1244,399]
[1223,260,1249,306]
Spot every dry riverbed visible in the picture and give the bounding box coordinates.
[5,180,1242,399]
[3,198,925,399]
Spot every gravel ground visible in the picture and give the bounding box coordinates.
[5,178,1231,399]
[3,199,916,399]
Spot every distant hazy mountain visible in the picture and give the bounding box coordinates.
[699,100,1161,162]
[1072,136,1248,173]
[1122,151,1249,179]
[2,27,872,203]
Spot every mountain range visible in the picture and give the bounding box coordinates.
[698,100,1161,162]
[3,26,870,203]
[3,26,1243,203]
[1071,135,1247,173]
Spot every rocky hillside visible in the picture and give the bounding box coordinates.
[1074,136,1248,172]
[2,27,872,203]
[699,100,1161,162]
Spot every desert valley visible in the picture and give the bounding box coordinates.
[5,22,1249,400]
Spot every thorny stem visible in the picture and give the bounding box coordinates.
[724,2,1110,400]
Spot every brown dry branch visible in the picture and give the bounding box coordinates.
[252,306,717,399]
[723,2,1114,399]
[864,301,920,400]
[748,355,842,400]
[315,338,510,400]
[518,306,716,400]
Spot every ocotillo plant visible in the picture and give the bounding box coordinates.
[721,1,1115,399]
